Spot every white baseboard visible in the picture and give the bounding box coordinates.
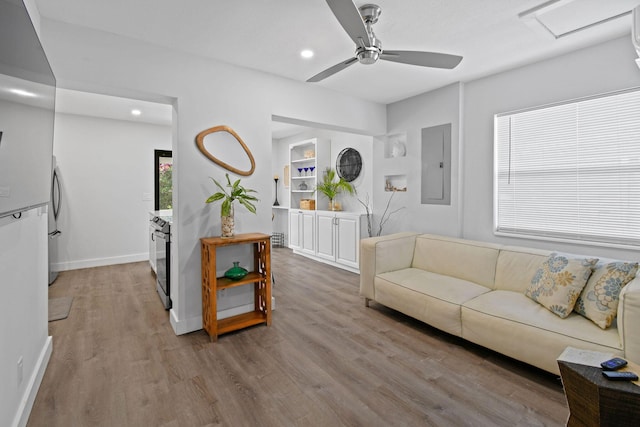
[170,309,203,335]
[13,336,52,427]
[54,253,149,271]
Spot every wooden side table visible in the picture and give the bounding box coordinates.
[558,360,640,426]
[201,233,272,342]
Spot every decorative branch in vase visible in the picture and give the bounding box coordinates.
[357,191,405,237]
[205,173,258,237]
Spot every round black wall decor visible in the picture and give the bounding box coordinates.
[336,148,362,182]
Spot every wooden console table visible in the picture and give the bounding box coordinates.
[201,233,272,341]
[558,360,640,426]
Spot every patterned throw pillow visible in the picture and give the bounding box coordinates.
[574,262,639,329]
[525,253,598,318]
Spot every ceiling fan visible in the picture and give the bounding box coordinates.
[308,0,463,82]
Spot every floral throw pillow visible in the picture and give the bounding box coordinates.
[574,262,639,329]
[525,253,598,318]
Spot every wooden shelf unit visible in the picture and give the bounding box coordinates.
[200,233,272,341]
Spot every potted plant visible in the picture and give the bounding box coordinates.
[206,173,258,237]
[315,167,355,211]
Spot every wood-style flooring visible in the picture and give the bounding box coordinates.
[29,248,569,426]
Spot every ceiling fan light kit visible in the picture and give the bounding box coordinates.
[308,0,462,82]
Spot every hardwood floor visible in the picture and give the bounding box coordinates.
[29,248,569,426]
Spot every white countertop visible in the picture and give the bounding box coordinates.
[150,209,172,224]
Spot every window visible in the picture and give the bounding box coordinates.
[154,150,172,210]
[494,87,640,247]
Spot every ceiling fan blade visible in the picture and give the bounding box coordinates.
[307,57,358,82]
[326,0,371,48]
[380,50,463,69]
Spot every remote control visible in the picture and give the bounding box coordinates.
[601,357,628,371]
[602,371,638,381]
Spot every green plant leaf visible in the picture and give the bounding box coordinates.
[205,174,259,215]
[238,198,257,214]
[210,177,229,196]
[205,192,226,204]
[221,199,231,216]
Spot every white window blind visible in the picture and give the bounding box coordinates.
[495,88,640,247]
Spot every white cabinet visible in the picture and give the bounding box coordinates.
[289,209,315,255]
[301,211,315,255]
[316,212,336,261]
[286,138,361,273]
[292,210,361,272]
[316,211,361,270]
[289,210,300,249]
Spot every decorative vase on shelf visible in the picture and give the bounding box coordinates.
[221,204,234,238]
[224,261,248,281]
[298,181,308,190]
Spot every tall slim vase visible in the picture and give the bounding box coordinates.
[221,204,234,238]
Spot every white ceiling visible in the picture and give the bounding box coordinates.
[35,0,639,106]
[55,88,173,126]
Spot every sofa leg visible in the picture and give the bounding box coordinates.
[364,297,370,308]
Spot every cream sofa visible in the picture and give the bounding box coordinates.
[360,232,640,375]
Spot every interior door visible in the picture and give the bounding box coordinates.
[421,123,451,205]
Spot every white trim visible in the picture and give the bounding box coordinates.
[54,253,149,271]
[13,336,52,427]
[170,310,201,335]
[496,85,640,117]
[494,231,640,253]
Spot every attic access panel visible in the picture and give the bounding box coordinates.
[519,0,637,39]
[336,147,362,182]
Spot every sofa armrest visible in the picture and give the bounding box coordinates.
[359,232,418,302]
[618,277,640,364]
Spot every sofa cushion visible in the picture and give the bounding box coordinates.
[412,235,500,288]
[462,290,623,374]
[575,261,639,329]
[494,247,550,293]
[375,268,491,336]
[525,253,598,318]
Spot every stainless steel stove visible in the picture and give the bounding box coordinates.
[151,216,171,309]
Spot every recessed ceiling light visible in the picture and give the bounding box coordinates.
[10,88,36,97]
[300,49,314,59]
[131,109,142,116]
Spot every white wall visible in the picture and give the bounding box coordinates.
[462,35,640,260]
[1,4,53,425]
[0,209,52,427]
[52,112,171,270]
[39,19,386,335]
[383,83,462,237]
[383,36,640,260]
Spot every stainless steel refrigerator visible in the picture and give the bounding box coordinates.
[48,156,62,284]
